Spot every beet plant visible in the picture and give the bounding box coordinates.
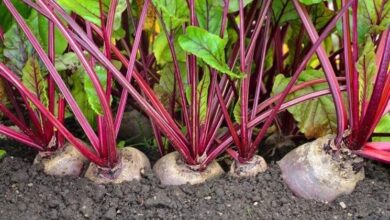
[2,0,383,190]
[147,0,352,181]
[273,0,390,202]
[0,0,87,176]
[26,0,336,185]
[1,0,343,185]
[202,0,354,178]
[0,0,152,183]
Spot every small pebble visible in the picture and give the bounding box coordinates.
[204,196,211,200]
[253,202,258,206]
[27,183,33,187]
[339,202,347,209]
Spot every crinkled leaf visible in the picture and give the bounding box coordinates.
[198,69,210,123]
[55,52,122,72]
[153,31,186,64]
[196,0,223,35]
[55,52,80,72]
[22,57,49,107]
[356,38,376,109]
[2,11,68,75]
[3,23,33,74]
[152,0,189,30]
[178,26,243,78]
[272,70,337,138]
[374,114,390,141]
[83,65,108,115]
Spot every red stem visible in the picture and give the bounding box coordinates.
[4,0,101,151]
[352,28,390,149]
[47,1,194,163]
[238,0,249,160]
[341,0,359,132]
[0,125,43,150]
[204,86,347,166]
[0,64,105,165]
[37,0,118,167]
[293,0,347,144]
[45,19,55,143]
[250,0,353,154]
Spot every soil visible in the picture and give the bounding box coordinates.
[0,138,389,220]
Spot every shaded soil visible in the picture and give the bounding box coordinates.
[0,139,389,220]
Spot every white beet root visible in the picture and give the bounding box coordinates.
[278,135,365,202]
[153,151,224,185]
[34,143,88,177]
[84,147,151,184]
[229,155,267,177]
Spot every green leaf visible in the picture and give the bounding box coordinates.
[152,0,189,30]
[272,0,298,25]
[55,52,80,71]
[71,69,97,125]
[233,98,241,123]
[358,1,390,38]
[2,11,68,75]
[3,23,33,74]
[356,38,376,110]
[272,70,337,138]
[113,0,127,31]
[83,65,108,115]
[178,26,243,78]
[222,0,253,13]
[196,0,223,35]
[57,0,126,32]
[198,69,210,123]
[0,0,32,32]
[299,0,325,5]
[0,149,6,160]
[22,57,49,107]
[57,0,102,25]
[117,140,126,149]
[153,62,187,108]
[55,52,123,72]
[373,114,390,141]
[152,31,186,65]
[37,14,68,54]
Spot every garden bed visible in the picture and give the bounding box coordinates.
[0,139,389,220]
